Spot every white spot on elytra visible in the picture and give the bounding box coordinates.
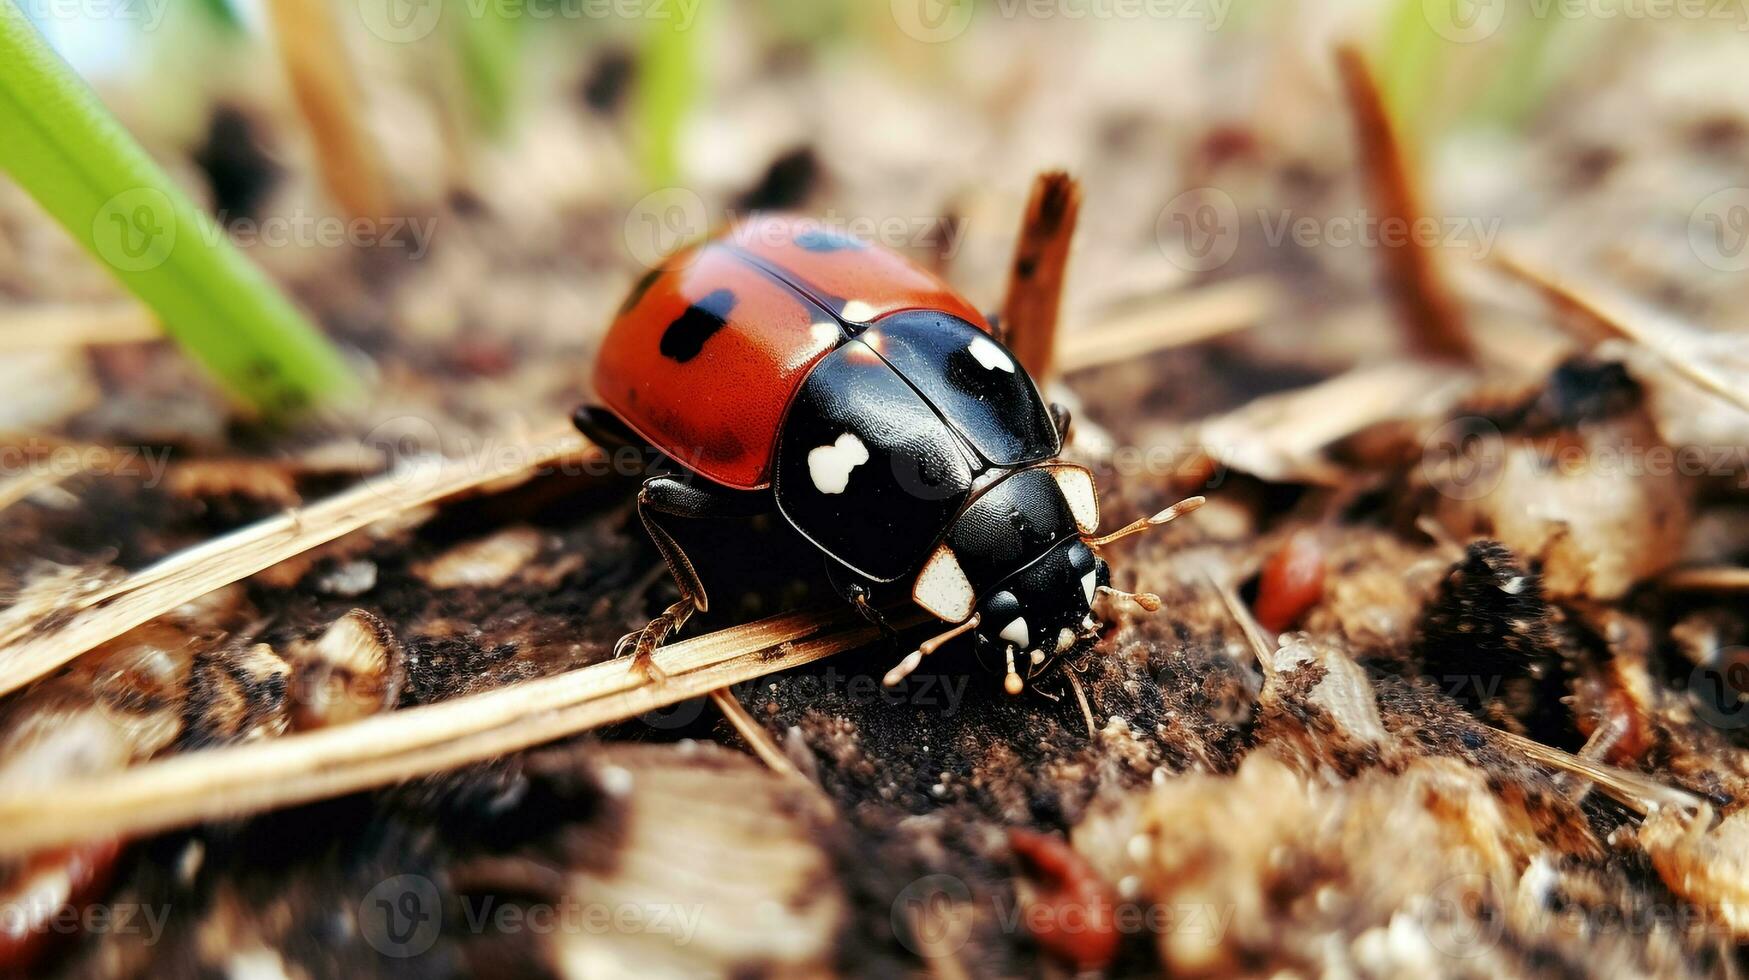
[999,616,1030,649]
[841,300,876,322]
[807,432,868,494]
[968,335,1015,373]
[1081,570,1097,606]
[913,545,975,621]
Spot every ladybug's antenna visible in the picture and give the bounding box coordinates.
[1096,586,1162,612]
[883,613,981,687]
[1083,496,1205,548]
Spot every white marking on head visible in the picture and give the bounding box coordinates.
[913,545,975,622]
[968,335,1015,373]
[999,616,1030,649]
[1056,627,1077,653]
[1081,570,1097,606]
[807,432,869,495]
[840,300,876,322]
[1049,465,1100,533]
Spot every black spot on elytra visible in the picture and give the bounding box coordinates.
[659,288,736,362]
[795,229,864,253]
[616,266,663,317]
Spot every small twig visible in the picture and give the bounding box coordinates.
[1493,250,1749,415]
[1057,277,1275,376]
[1334,43,1472,363]
[264,0,389,219]
[0,426,592,698]
[0,610,876,855]
[1208,571,1276,681]
[1000,171,1081,382]
[709,687,808,783]
[1065,668,1097,739]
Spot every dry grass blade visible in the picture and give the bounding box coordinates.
[1661,566,1749,591]
[710,687,808,782]
[0,610,871,855]
[0,426,592,698]
[1058,276,1275,375]
[0,303,159,349]
[1334,43,1473,363]
[1494,729,1705,818]
[1494,250,1749,415]
[264,0,389,219]
[1000,171,1081,381]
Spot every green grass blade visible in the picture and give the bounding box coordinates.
[454,4,523,138]
[0,1,360,417]
[635,9,701,188]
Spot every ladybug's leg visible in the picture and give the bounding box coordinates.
[572,405,643,450]
[824,562,900,643]
[621,475,770,667]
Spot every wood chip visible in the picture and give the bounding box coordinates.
[1057,276,1275,376]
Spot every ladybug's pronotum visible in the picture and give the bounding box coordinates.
[577,214,1199,695]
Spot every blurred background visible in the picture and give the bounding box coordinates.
[6,0,1747,443]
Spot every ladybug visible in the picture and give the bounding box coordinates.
[577,214,1199,694]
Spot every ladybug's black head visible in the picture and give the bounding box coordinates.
[971,537,1109,694]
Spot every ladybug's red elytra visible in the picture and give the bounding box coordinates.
[578,213,1199,694]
